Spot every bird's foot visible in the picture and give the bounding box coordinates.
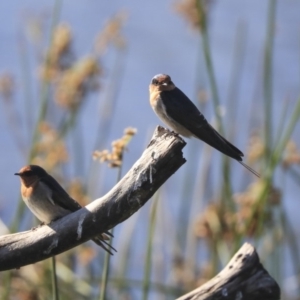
[171,131,180,138]
[31,222,45,231]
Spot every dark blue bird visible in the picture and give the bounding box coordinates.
[149,74,259,177]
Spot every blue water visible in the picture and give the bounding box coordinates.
[0,0,300,298]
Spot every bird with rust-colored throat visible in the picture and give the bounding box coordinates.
[149,74,259,177]
[15,165,116,254]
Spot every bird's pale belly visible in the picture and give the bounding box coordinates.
[153,99,192,137]
[23,186,71,224]
[23,196,54,223]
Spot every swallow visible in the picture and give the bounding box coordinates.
[149,74,259,177]
[15,165,116,254]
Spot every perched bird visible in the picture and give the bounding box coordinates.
[149,74,259,177]
[15,165,116,254]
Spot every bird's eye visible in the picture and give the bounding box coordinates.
[152,79,158,85]
[22,171,33,177]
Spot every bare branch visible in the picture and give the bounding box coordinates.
[177,243,280,300]
[0,126,186,271]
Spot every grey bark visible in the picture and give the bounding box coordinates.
[0,126,186,271]
[177,243,280,300]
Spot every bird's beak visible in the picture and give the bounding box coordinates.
[162,82,168,86]
[14,173,20,176]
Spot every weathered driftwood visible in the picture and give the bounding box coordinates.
[177,243,280,300]
[0,126,186,271]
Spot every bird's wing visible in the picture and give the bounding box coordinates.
[161,88,244,160]
[40,175,82,212]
